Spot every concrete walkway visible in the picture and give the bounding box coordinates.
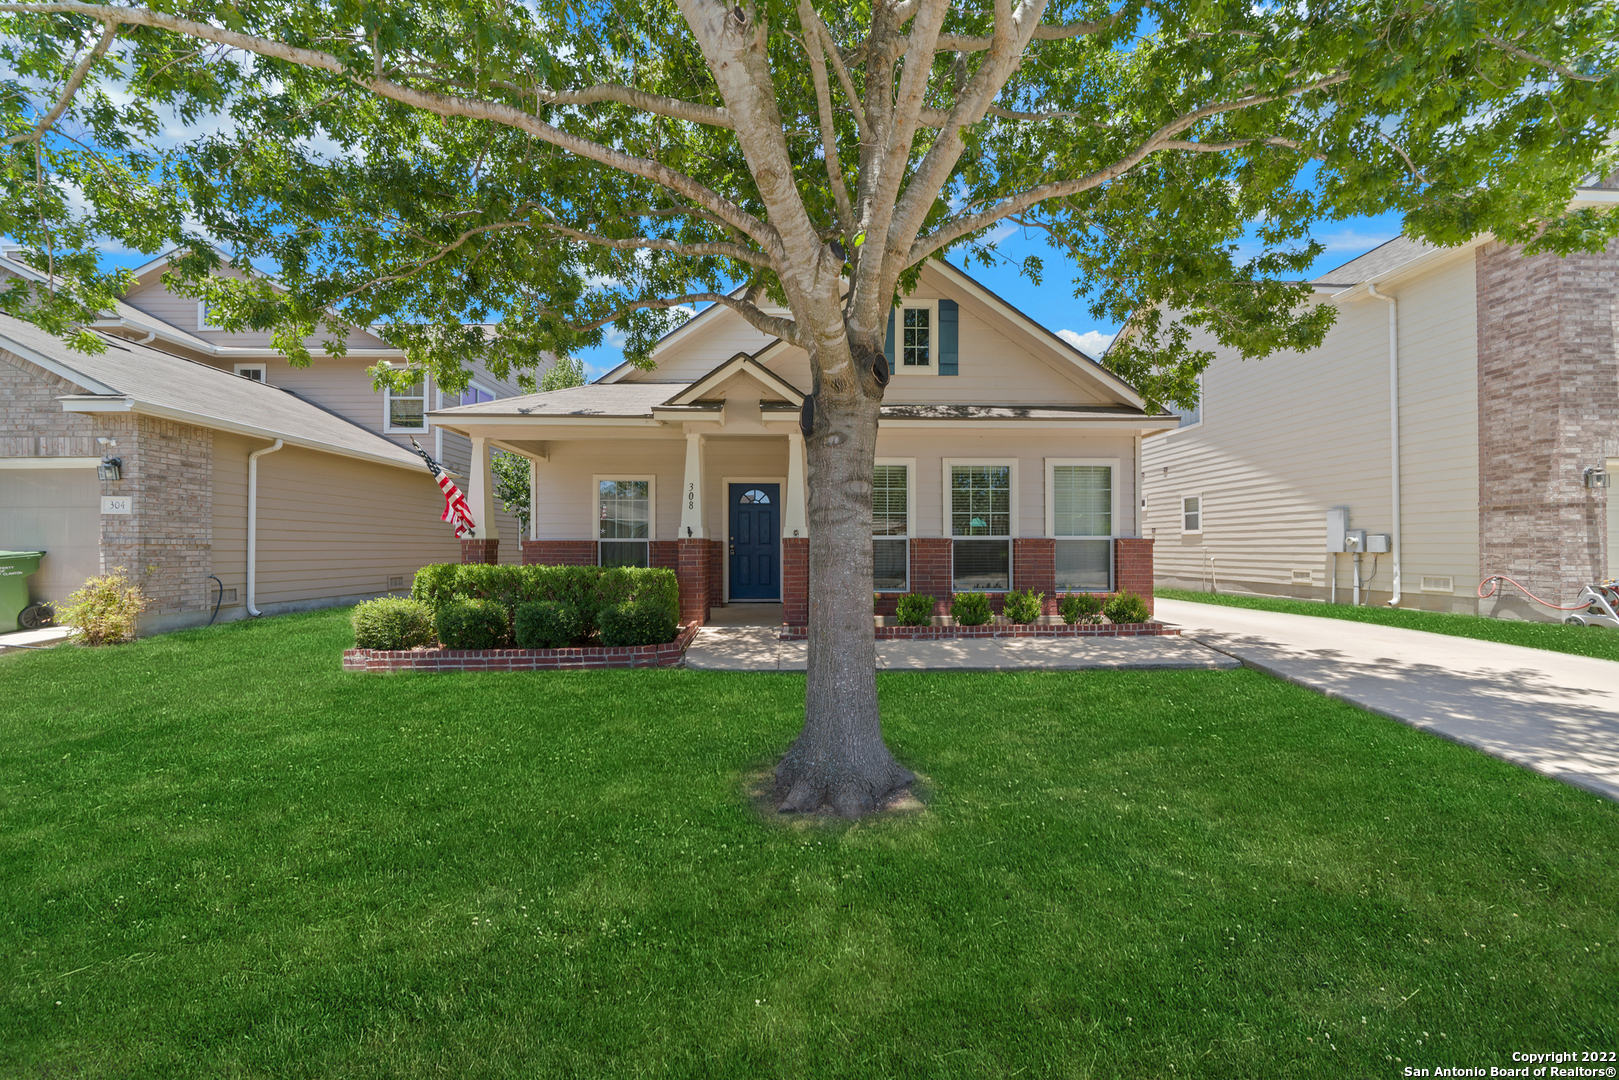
[1154,597,1619,801]
[683,624,1239,672]
[0,625,73,655]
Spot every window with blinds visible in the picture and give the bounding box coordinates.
[598,478,651,567]
[872,464,909,591]
[1051,464,1112,591]
[951,464,1011,590]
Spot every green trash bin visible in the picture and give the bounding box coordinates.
[0,551,48,632]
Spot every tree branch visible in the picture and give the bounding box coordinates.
[908,73,1351,263]
[799,0,854,237]
[563,291,799,344]
[538,221,776,268]
[932,10,1128,52]
[0,2,781,254]
[4,20,116,146]
[531,83,734,127]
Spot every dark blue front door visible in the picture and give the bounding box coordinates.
[729,483,780,600]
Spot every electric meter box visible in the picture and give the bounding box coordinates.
[1367,533,1392,553]
[1344,529,1367,551]
[1326,508,1348,552]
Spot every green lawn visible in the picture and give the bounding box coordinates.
[1157,586,1619,663]
[2,608,1615,1079]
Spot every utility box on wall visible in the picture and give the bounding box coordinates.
[1326,508,1348,552]
[1367,534,1392,553]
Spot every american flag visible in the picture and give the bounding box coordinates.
[411,439,477,538]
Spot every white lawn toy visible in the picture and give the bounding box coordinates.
[1564,580,1619,629]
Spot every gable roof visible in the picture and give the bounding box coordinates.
[661,351,805,407]
[0,311,422,470]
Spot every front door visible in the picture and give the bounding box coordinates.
[729,483,780,601]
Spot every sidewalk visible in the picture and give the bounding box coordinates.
[0,625,72,655]
[683,625,1239,672]
[1154,598,1619,801]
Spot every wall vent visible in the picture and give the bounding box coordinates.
[220,588,238,604]
[1420,575,1454,594]
[387,575,406,590]
[1291,569,1314,583]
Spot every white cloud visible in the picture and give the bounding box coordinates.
[1057,328,1115,358]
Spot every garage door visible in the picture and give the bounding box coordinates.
[0,461,100,606]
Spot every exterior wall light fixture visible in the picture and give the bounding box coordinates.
[1583,466,1610,489]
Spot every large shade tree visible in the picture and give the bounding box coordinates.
[3,0,1615,814]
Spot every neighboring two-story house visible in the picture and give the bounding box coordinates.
[1140,182,1619,621]
[430,259,1176,629]
[0,249,527,631]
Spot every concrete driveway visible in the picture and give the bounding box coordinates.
[1154,598,1619,801]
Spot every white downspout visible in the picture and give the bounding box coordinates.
[1367,283,1403,607]
[247,438,284,616]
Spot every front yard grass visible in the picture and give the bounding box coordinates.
[2,607,1615,1079]
[1157,586,1619,663]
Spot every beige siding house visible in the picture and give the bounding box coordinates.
[0,250,529,631]
[430,260,1175,628]
[1142,184,1619,620]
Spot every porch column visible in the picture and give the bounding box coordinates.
[461,434,500,564]
[1114,537,1155,616]
[784,431,808,540]
[679,432,706,539]
[782,431,810,627]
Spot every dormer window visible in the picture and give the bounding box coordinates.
[900,304,932,367]
[233,363,266,382]
[197,300,222,331]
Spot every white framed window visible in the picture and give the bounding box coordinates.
[895,300,939,373]
[596,475,654,568]
[383,374,430,432]
[1167,372,1204,433]
[872,458,914,592]
[445,382,495,408]
[944,459,1017,591]
[197,300,222,331]
[233,363,267,382]
[1047,458,1117,592]
[1182,494,1202,534]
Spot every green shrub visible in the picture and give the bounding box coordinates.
[895,592,935,626]
[951,591,993,626]
[435,598,509,649]
[351,597,436,650]
[410,562,463,609]
[457,563,524,608]
[57,567,148,646]
[1002,588,1043,624]
[513,600,583,649]
[599,597,679,647]
[1059,593,1105,625]
[1103,590,1153,625]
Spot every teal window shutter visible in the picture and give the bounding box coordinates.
[885,308,895,368]
[939,299,959,375]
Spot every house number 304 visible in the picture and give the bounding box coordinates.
[687,483,695,510]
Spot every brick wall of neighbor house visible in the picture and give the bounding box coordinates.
[1476,239,1618,620]
[519,540,597,565]
[1115,538,1155,615]
[1013,537,1057,613]
[94,413,214,617]
[0,350,100,458]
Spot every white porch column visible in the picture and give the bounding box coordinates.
[467,435,500,539]
[679,432,706,539]
[785,430,808,538]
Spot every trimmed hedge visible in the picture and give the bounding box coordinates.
[435,598,510,649]
[895,592,935,627]
[1002,588,1043,624]
[352,597,436,650]
[411,562,681,647]
[514,600,583,649]
[1059,593,1105,625]
[951,591,994,626]
[1103,589,1153,625]
[600,597,680,647]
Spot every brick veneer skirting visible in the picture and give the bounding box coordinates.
[460,538,500,564]
[782,538,809,625]
[343,621,700,672]
[780,620,1177,641]
[1114,537,1155,616]
[519,539,596,566]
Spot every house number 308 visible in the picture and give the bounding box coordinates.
[687,483,695,510]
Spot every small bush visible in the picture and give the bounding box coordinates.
[951,591,993,626]
[895,593,935,627]
[435,598,509,649]
[599,597,679,647]
[1002,588,1043,624]
[514,600,582,649]
[410,563,462,609]
[57,567,148,646]
[1059,593,1105,625]
[352,597,436,650]
[1103,590,1153,625]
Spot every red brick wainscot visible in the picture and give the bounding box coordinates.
[780,620,1178,641]
[344,621,701,673]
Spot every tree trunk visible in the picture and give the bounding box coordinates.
[774,353,915,817]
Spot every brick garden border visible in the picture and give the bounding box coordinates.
[343,621,700,673]
[779,621,1178,641]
